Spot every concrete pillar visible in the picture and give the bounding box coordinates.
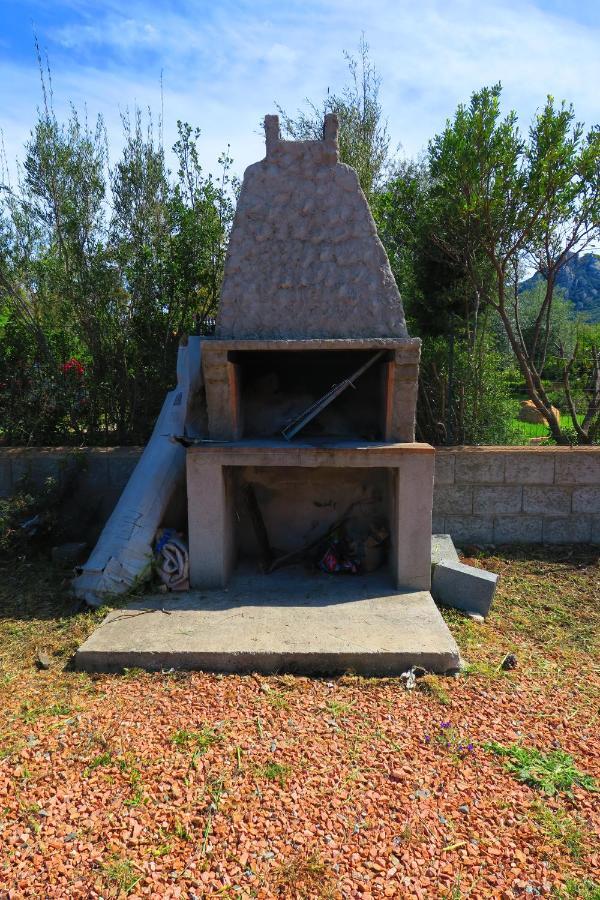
[187,456,234,588]
[390,449,434,591]
[202,347,243,441]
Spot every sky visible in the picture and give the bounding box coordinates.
[0,0,599,182]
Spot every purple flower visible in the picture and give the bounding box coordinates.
[467,743,474,751]
[440,722,451,729]
[424,734,431,744]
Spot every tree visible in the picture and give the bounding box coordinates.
[427,85,600,444]
[276,36,393,198]
[0,61,235,445]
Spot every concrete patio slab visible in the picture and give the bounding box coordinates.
[75,566,460,675]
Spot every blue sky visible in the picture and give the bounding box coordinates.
[1,0,599,180]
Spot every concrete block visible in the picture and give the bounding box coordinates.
[454,452,505,484]
[555,451,600,485]
[572,487,600,514]
[434,452,455,486]
[433,485,473,515]
[504,452,555,485]
[431,534,459,568]
[432,560,498,618]
[444,516,494,545]
[543,516,592,544]
[473,485,522,515]
[10,452,63,490]
[75,568,461,675]
[523,486,572,517]
[493,516,543,544]
[591,517,600,545]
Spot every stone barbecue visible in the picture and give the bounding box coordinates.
[187,114,434,593]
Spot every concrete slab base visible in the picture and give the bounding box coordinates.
[75,566,460,675]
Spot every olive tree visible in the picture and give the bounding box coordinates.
[427,85,600,443]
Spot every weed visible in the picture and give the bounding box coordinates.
[432,723,474,761]
[531,800,588,859]
[172,727,220,754]
[149,842,171,858]
[19,701,71,724]
[553,880,600,899]
[84,751,113,776]
[264,690,290,710]
[201,774,225,855]
[326,699,355,718]
[102,855,141,896]
[122,667,146,679]
[273,850,337,899]
[117,754,146,807]
[257,761,292,787]
[417,675,451,704]
[173,819,191,841]
[486,742,598,796]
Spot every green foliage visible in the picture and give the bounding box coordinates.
[171,727,220,753]
[531,800,586,859]
[553,880,600,900]
[277,36,392,198]
[418,330,516,445]
[378,83,599,444]
[257,761,292,786]
[0,66,235,446]
[486,742,598,795]
[101,855,141,895]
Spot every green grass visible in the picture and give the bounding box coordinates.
[485,742,597,796]
[171,727,220,753]
[101,855,141,895]
[553,880,600,900]
[256,761,292,786]
[326,699,356,718]
[531,801,587,859]
[84,751,113,775]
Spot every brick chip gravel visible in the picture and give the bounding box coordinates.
[1,666,598,899]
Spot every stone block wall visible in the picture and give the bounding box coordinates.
[0,447,143,544]
[434,447,600,545]
[1,446,599,546]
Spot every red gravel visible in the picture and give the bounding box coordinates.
[1,669,598,898]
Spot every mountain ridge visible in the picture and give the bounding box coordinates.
[520,252,600,322]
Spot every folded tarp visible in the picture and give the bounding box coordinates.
[72,336,203,606]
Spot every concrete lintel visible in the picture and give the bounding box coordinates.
[187,441,434,469]
[200,337,421,356]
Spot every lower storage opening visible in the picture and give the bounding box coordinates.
[232,465,393,577]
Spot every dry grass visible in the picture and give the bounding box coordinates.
[0,546,599,897]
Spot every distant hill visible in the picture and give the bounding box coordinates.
[520,253,600,322]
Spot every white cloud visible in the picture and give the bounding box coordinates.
[1,0,599,184]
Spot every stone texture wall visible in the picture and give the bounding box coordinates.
[0,448,143,544]
[434,447,600,545]
[2,446,599,546]
[215,114,408,340]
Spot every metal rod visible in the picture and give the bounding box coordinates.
[281,350,385,440]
